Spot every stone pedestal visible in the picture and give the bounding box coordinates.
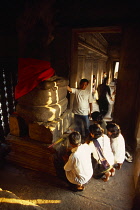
[16,97,68,123]
[7,76,73,176]
[6,134,57,176]
[29,109,73,143]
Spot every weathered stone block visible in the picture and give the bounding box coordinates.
[37,75,69,89]
[16,97,68,123]
[29,109,73,143]
[58,109,73,134]
[17,86,67,106]
[29,121,61,144]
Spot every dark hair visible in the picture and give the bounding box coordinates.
[91,111,103,123]
[69,131,81,145]
[80,78,89,85]
[89,123,104,139]
[103,77,108,85]
[106,123,121,138]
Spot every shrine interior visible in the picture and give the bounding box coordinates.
[0,0,140,209]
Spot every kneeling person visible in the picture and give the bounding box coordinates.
[87,124,115,182]
[64,131,93,191]
[106,123,125,170]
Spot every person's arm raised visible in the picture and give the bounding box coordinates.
[67,86,72,93]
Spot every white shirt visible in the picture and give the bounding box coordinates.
[111,133,125,164]
[88,134,114,166]
[64,144,93,185]
[71,88,93,115]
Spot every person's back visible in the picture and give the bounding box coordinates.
[106,123,125,169]
[111,133,125,164]
[97,77,112,116]
[88,132,114,166]
[98,84,109,98]
[87,124,115,181]
[70,144,94,181]
[97,77,111,99]
[64,131,93,191]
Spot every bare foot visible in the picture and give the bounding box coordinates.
[76,184,85,191]
[110,168,115,176]
[102,172,111,182]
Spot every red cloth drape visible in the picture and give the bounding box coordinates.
[15,58,55,99]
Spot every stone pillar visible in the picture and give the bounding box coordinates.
[106,57,114,83]
[69,31,78,109]
[97,58,107,85]
[93,59,99,87]
[113,24,140,148]
[93,59,98,76]
[71,31,78,88]
[78,55,86,83]
[84,57,93,92]
[84,57,93,78]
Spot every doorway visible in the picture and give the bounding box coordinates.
[70,26,122,121]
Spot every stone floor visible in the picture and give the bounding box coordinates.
[0,87,137,209]
[0,160,135,210]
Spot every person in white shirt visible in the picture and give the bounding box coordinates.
[86,123,115,182]
[67,79,93,139]
[64,131,93,191]
[106,123,125,170]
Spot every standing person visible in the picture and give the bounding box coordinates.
[67,78,93,139]
[64,131,93,191]
[86,123,115,182]
[102,72,107,83]
[106,123,125,170]
[97,77,113,117]
[92,75,97,96]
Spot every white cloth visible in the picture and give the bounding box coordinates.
[88,134,114,166]
[111,134,125,164]
[64,144,93,185]
[71,88,93,115]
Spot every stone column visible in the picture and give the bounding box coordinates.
[84,57,94,92]
[69,31,79,109]
[78,55,86,84]
[106,57,114,83]
[97,58,107,85]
